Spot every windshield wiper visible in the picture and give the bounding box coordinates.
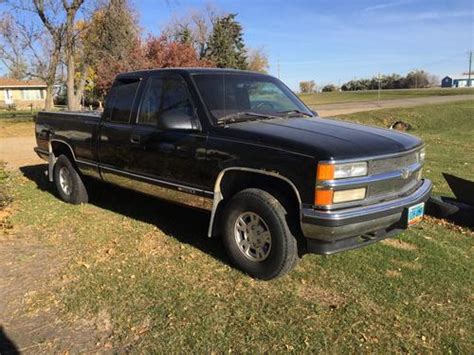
[217,111,281,125]
[277,109,313,118]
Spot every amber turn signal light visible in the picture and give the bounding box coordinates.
[316,163,335,181]
[314,189,333,205]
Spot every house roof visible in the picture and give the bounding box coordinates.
[0,78,47,88]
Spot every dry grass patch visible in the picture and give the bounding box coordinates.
[385,269,402,278]
[382,238,418,251]
[0,119,34,138]
[392,258,423,271]
[297,283,346,309]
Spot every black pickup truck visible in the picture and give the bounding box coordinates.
[35,68,432,279]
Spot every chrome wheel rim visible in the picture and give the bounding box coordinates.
[234,212,272,262]
[58,167,73,196]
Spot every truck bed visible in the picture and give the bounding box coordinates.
[35,111,102,163]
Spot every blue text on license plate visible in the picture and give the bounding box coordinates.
[408,202,424,225]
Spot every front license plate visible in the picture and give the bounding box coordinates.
[408,202,424,225]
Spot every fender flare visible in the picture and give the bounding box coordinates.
[47,139,76,182]
[207,167,303,237]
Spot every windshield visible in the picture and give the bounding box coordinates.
[192,73,313,123]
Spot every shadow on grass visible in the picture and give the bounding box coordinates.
[19,164,230,266]
[0,326,19,355]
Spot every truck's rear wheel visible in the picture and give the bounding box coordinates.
[53,154,88,204]
[222,188,298,280]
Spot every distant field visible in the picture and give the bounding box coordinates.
[299,87,474,105]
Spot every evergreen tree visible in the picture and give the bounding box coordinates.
[206,14,247,69]
[177,26,193,45]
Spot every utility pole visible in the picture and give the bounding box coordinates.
[468,50,472,87]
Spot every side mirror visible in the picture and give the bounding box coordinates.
[311,110,319,117]
[158,110,197,130]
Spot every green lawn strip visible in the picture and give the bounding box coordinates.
[338,100,474,196]
[300,88,474,105]
[8,165,473,352]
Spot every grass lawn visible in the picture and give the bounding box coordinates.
[300,87,474,105]
[1,100,473,352]
[339,100,474,197]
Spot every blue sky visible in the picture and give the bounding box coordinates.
[1,0,472,90]
[137,0,474,90]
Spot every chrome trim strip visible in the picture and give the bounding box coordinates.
[308,179,431,222]
[317,162,422,189]
[76,159,99,168]
[320,145,424,165]
[100,165,213,196]
[100,167,213,210]
[207,167,302,237]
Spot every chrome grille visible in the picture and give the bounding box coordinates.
[369,172,420,199]
[366,150,422,201]
[370,151,418,175]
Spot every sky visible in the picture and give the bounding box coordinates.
[1,0,473,91]
[136,0,474,90]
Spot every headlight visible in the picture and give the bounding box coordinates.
[317,161,368,180]
[418,147,425,163]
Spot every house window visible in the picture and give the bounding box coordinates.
[21,89,43,100]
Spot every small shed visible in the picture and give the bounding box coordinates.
[441,76,453,88]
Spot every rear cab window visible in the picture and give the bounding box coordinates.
[106,77,141,124]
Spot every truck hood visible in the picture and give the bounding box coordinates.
[214,117,422,160]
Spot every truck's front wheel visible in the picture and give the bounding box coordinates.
[222,188,298,280]
[53,155,88,204]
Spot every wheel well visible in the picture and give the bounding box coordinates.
[51,141,75,162]
[211,170,301,237]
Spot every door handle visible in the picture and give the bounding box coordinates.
[130,134,141,144]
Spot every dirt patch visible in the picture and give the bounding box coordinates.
[382,238,418,251]
[0,120,34,138]
[0,136,43,170]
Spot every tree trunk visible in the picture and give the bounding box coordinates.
[44,84,54,110]
[66,53,79,111]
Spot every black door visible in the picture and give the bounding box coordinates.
[98,76,141,179]
[128,74,209,190]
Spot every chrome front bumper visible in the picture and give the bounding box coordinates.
[301,179,432,253]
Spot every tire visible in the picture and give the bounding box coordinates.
[222,188,299,280]
[53,154,88,204]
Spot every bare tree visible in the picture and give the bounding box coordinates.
[0,7,63,109]
[299,80,316,94]
[247,47,269,73]
[162,4,220,59]
[62,0,86,110]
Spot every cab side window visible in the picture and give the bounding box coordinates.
[108,78,140,123]
[161,77,194,119]
[138,75,195,128]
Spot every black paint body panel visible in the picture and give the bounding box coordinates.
[35,68,423,207]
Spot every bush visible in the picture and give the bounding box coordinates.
[322,84,338,92]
